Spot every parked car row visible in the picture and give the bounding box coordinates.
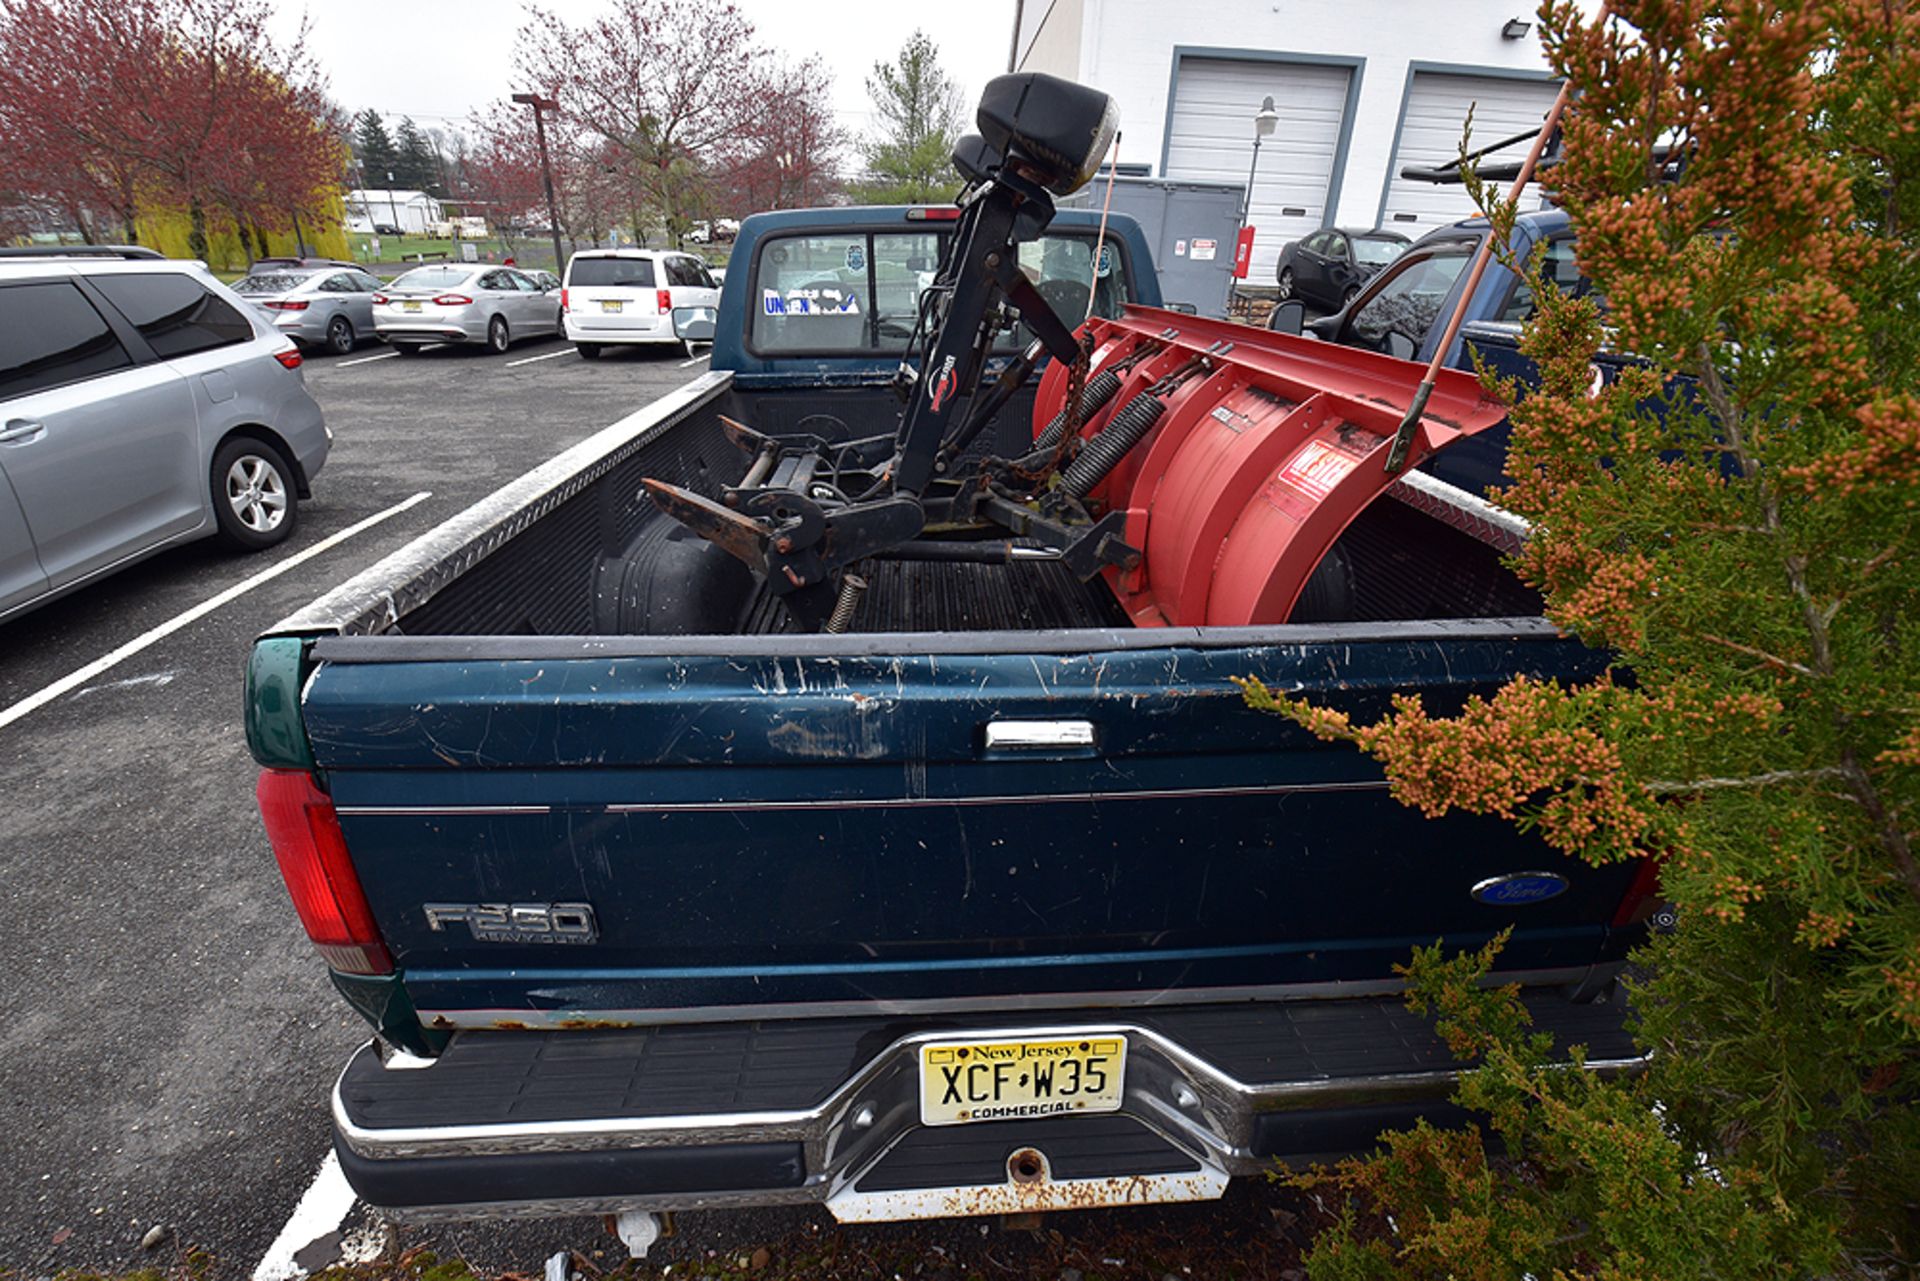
[229,250,723,361]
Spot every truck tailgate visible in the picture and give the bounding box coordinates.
[300,621,1635,1029]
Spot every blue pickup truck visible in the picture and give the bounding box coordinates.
[1273,205,1602,498]
[247,190,1651,1236]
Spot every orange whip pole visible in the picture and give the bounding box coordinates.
[1382,13,1596,473]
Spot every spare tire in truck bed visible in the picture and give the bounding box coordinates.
[592,520,757,635]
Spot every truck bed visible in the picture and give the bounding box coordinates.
[284,373,1537,642]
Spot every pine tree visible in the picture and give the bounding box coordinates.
[393,117,442,196]
[352,109,398,188]
[852,31,963,205]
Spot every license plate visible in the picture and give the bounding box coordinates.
[598,300,623,313]
[919,1035,1126,1127]
[402,301,421,313]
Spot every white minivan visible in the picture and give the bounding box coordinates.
[561,250,721,359]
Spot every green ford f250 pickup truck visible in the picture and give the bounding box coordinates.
[247,74,1655,1241]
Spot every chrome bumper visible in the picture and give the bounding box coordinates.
[332,1004,1646,1225]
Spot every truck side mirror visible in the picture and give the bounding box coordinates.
[1267,299,1307,335]
[672,306,716,343]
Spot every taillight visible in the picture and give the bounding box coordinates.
[434,293,473,305]
[371,292,389,304]
[656,289,672,314]
[273,348,303,370]
[560,288,569,311]
[265,299,310,311]
[906,207,963,220]
[256,769,392,975]
[1612,856,1664,927]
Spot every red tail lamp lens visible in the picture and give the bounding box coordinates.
[1612,856,1664,927]
[273,348,303,370]
[560,288,569,311]
[256,769,392,975]
[657,289,672,314]
[433,294,474,306]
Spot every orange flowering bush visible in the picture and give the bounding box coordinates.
[1244,3,1920,1274]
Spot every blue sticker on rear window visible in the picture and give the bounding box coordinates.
[764,288,860,316]
[845,244,866,272]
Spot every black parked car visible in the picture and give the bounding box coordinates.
[1274,227,1411,311]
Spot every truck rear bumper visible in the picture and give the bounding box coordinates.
[333,993,1643,1225]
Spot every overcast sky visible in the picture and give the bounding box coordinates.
[272,0,1020,144]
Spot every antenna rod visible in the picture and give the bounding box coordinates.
[1382,8,1600,475]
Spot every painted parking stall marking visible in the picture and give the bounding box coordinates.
[505,347,574,367]
[0,491,432,732]
[335,350,398,367]
[250,1151,359,1281]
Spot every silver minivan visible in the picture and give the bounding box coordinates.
[0,248,331,623]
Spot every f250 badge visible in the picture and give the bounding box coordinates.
[423,902,598,944]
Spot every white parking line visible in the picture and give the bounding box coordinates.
[505,347,575,367]
[335,351,397,368]
[251,1150,358,1281]
[678,351,711,368]
[0,491,432,733]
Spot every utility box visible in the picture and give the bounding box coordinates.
[1062,176,1244,318]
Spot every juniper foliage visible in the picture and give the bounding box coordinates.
[1241,4,1920,1273]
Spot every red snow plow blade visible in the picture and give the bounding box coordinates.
[1030,306,1511,627]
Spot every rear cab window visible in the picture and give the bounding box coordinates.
[568,257,656,289]
[1497,237,1590,322]
[90,272,253,359]
[0,281,135,399]
[749,228,1132,356]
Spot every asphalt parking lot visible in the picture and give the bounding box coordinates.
[0,329,1320,1281]
[0,333,714,1278]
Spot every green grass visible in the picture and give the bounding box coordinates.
[344,232,732,276]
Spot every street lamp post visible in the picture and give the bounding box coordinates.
[1242,95,1281,223]
[1235,96,1282,309]
[384,171,402,238]
[513,92,567,275]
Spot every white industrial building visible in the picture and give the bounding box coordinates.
[344,189,444,235]
[1013,0,1565,279]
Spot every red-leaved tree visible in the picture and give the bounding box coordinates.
[0,0,341,255]
[514,0,772,243]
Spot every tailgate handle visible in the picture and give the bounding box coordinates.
[984,720,1096,750]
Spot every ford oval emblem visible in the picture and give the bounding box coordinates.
[1471,872,1570,906]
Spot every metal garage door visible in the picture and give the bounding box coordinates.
[1380,71,1563,236]
[1163,56,1352,282]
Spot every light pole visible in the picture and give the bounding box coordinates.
[1242,95,1281,223]
[1234,96,1282,308]
[513,92,567,275]
[385,171,402,238]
